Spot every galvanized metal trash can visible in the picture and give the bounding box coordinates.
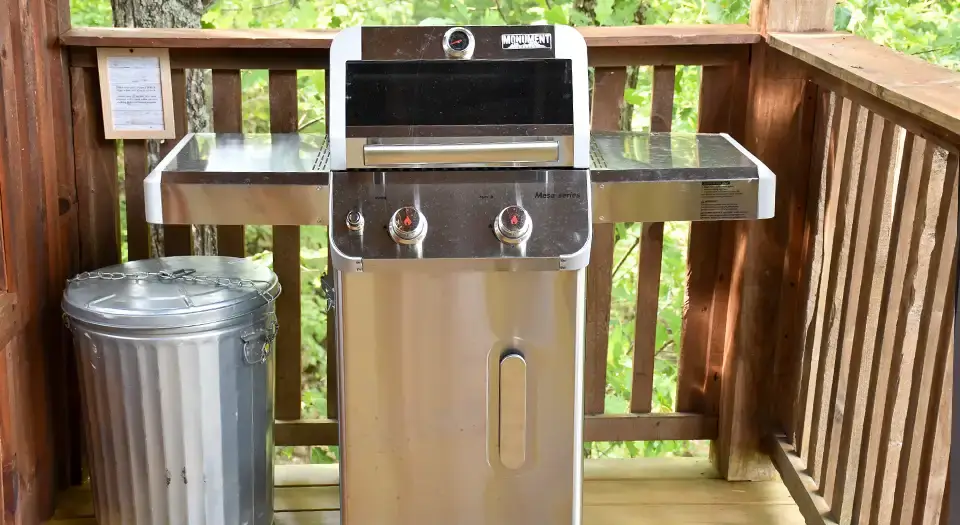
[62,256,281,525]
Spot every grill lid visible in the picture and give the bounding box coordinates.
[62,256,280,330]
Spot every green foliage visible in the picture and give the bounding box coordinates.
[73,0,956,465]
[836,0,960,70]
[71,0,112,26]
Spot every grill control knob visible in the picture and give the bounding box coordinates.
[389,206,427,244]
[494,205,532,244]
[345,209,364,232]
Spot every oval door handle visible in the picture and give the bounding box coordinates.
[499,354,527,470]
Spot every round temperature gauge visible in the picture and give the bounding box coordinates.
[442,27,475,59]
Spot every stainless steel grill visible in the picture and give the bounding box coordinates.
[144,23,776,525]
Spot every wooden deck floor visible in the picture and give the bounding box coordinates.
[45,458,805,524]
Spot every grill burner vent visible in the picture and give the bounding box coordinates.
[589,137,606,169]
[313,136,330,171]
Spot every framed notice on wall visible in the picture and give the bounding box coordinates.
[96,48,176,140]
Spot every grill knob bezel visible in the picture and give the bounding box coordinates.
[494,205,532,244]
[388,206,428,245]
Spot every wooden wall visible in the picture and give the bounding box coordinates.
[0,0,79,521]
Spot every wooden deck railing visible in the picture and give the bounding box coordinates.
[61,24,758,450]
[765,32,957,525]
[57,25,958,524]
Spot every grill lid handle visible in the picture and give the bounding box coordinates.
[362,141,559,166]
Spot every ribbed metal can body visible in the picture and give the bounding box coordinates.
[62,256,279,525]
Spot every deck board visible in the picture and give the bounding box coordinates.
[44,458,805,525]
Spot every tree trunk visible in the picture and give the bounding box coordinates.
[575,0,648,131]
[112,0,216,257]
[621,7,648,130]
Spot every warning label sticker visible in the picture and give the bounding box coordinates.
[699,181,753,220]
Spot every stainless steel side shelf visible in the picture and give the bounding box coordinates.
[590,131,775,223]
[144,132,776,227]
[144,133,330,226]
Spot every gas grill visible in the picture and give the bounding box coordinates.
[145,24,775,525]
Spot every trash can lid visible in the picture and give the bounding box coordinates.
[62,256,281,330]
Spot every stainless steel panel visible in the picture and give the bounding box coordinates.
[337,269,585,525]
[346,124,574,138]
[161,133,328,174]
[347,136,575,169]
[589,131,771,222]
[150,133,329,226]
[329,170,591,271]
[70,312,276,525]
[590,131,757,173]
[591,179,760,223]
[357,25,557,60]
[159,182,329,226]
[363,141,559,166]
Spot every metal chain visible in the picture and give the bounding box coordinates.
[67,268,282,304]
[65,268,281,365]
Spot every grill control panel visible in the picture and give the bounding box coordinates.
[329,170,591,271]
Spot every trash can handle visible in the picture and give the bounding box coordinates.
[242,313,279,365]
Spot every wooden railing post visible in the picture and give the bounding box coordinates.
[713,0,834,481]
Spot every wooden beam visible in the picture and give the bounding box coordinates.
[751,0,835,34]
[584,413,719,442]
[583,67,626,415]
[269,70,303,422]
[630,66,673,414]
[275,419,340,447]
[677,58,748,417]
[71,67,120,271]
[713,43,819,481]
[211,69,245,259]
[60,25,760,49]
[766,434,840,525]
[159,69,192,257]
[68,44,750,70]
[123,140,149,261]
[770,33,960,143]
[273,414,719,446]
[0,0,77,517]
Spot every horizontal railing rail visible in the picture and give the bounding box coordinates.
[61,25,755,450]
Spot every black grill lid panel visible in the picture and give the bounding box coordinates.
[344,59,574,128]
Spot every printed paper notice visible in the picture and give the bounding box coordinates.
[107,56,165,131]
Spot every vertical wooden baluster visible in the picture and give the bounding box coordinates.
[819,102,867,505]
[324,68,338,423]
[124,140,149,261]
[629,66,672,414]
[805,97,854,484]
[795,90,835,464]
[583,67,626,417]
[72,66,121,271]
[768,75,825,451]
[915,154,957,525]
[869,134,935,525]
[829,112,896,522]
[160,69,192,256]
[212,70,246,258]
[269,70,302,422]
[939,472,951,525]
[850,123,916,522]
[892,148,957,525]
[916,295,955,525]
